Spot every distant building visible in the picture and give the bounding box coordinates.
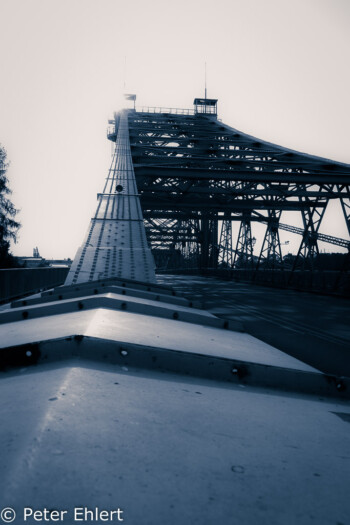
[47,259,72,268]
[16,247,72,268]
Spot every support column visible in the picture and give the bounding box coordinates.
[256,211,283,270]
[339,185,350,236]
[335,184,350,292]
[234,214,255,269]
[292,191,327,271]
[218,219,233,268]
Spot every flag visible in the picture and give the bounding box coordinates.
[124,94,136,101]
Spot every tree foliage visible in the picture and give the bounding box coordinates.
[0,145,20,267]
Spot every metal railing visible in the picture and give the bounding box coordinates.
[135,106,195,116]
[107,106,195,136]
[106,105,217,136]
[0,267,69,304]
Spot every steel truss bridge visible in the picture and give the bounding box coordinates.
[1,100,349,524]
[107,100,350,287]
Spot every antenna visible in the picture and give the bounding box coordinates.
[204,61,207,100]
[123,56,127,91]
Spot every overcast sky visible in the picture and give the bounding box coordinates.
[0,0,349,259]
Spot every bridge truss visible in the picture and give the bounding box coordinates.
[107,103,350,278]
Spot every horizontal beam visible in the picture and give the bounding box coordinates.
[131,145,343,169]
[140,199,326,212]
[135,166,350,184]
[129,136,289,151]
[138,187,347,199]
[145,211,336,221]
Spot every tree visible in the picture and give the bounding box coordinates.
[0,145,20,268]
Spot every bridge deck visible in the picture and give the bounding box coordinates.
[157,274,350,377]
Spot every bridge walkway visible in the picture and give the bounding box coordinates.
[156,275,350,377]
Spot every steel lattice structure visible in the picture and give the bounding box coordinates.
[107,100,350,273]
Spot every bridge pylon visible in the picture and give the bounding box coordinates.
[65,110,156,285]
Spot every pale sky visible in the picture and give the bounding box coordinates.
[0,0,349,259]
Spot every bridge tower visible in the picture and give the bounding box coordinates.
[65,109,156,285]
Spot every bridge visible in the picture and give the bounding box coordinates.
[0,97,349,525]
[113,99,350,290]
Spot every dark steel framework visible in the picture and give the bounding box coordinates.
[107,103,350,278]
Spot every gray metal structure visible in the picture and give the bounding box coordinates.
[0,98,349,525]
[65,110,155,285]
[106,101,350,276]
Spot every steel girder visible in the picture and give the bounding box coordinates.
[334,185,350,287]
[133,166,350,185]
[107,110,350,271]
[338,185,350,236]
[257,211,284,270]
[218,220,234,268]
[292,190,328,271]
[234,215,255,269]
